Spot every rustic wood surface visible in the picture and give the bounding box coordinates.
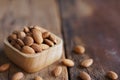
[0,0,68,80]
[0,0,120,80]
[58,0,120,80]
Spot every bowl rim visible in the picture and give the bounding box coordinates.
[4,32,63,58]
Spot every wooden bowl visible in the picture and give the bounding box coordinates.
[4,28,63,73]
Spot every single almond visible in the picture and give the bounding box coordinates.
[44,39,54,46]
[49,34,57,44]
[23,36,34,46]
[35,76,43,80]
[106,71,118,80]
[21,46,35,54]
[14,44,21,50]
[31,43,42,52]
[0,63,10,72]
[17,31,26,39]
[53,66,62,77]
[12,72,24,80]
[80,58,93,68]
[42,32,50,39]
[33,25,46,33]
[10,39,17,46]
[80,71,91,80]
[39,44,49,50]
[23,27,30,33]
[74,45,85,54]
[16,39,24,47]
[8,34,17,42]
[62,59,74,67]
[32,29,43,44]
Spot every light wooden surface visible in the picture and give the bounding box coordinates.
[0,0,68,80]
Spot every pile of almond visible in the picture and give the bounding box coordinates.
[8,26,57,54]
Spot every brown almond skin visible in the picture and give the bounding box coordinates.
[23,27,30,33]
[42,32,50,39]
[80,59,93,68]
[35,76,43,80]
[74,45,85,54]
[33,25,46,33]
[32,29,43,44]
[12,72,24,80]
[0,63,10,72]
[31,43,42,52]
[107,71,118,80]
[16,39,24,47]
[8,34,17,42]
[17,31,26,39]
[49,34,57,44]
[23,36,34,46]
[53,66,62,77]
[44,39,54,46]
[14,44,22,50]
[39,44,49,50]
[62,59,74,67]
[80,71,91,80]
[21,46,35,54]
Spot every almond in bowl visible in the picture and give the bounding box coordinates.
[4,26,63,73]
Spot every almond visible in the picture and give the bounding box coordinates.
[74,45,85,54]
[106,71,118,80]
[0,63,10,72]
[31,43,42,52]
[80,71,91,80]
[44,39,54,46]
[17,31,26,39]
[62,59,74,67]
[14,44,21,50]
[33,25,46,33]
[32,29,43,44]
[16,39,24,47]
[21,46,35,54]
[35,76,43,80]
[49,34,57,44]
[23,27,29,33]
[39,44,49,50]
[80,58,93,68]
[53,66,62,77]
[12,72,24,80]
[23,36,34,46]
[42,32,50,39]
[8,34,17,42]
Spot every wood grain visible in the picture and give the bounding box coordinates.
[0,0,68,80]
[58,0,120,80]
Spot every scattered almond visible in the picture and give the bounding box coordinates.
[23,27,30,33]
[17,31,26,39]
[80,58,93,68]
[49,34,57,44]
[53,66,62,77]
[12,72,24,80]
[39,44,49,50]
[62,59,74,67]
[35,76,43,80]
[0,63,10,72]
[106,71,118,80]
[80,71,91,80]
[31,43,42,52]
[74,45,85,54]
[23,36,34,46]
[21,46,35,54]
[32,29,43,44]
[16,39,24,47]
[42,32,50,39]
[44,39,54,46]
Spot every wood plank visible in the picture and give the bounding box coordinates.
[58,0,120,80]
[0,0,68,80]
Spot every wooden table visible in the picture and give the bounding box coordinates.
[0,0,120,80]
